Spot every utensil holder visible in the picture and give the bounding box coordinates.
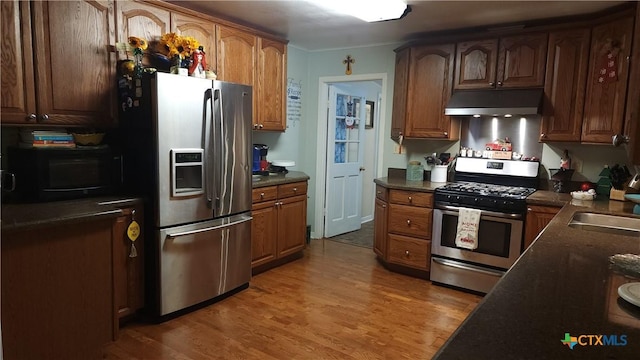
[431,165,448,183]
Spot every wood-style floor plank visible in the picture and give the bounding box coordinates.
[103,239,482,359]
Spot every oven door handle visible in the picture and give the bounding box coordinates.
[435,204,523,220]
[432,257,505,277]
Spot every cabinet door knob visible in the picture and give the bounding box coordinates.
[258,124,264,129]
[377,190,381,195]
[253,124,258,129]
[443,132,448,137]
[40,114,49,121]
[497,81,503,86]
[489,82,495,86]
[408,196,412,202]
[405,250,410,257]
[260,192,265,199]
[540,133,547,140]
[612,134,630,147]
[27,113,37,121]
[406,219,411,225]
[293,187,297,192]
[382,204,386,208]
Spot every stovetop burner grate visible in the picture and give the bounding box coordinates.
[437,181,536,200]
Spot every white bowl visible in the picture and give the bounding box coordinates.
[571,191,596,200]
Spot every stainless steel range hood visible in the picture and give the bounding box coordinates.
[445,88,543,116]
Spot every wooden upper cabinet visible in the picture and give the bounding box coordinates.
[216,25,257,86]
[541,28,591,142]
[116,1,169,65]
[405,43,458,139]
[1,0,36,124]
[498,34,547,88]
[217,25,257,125]
[170,12,217,76]
[391,47,409,141]
[454,39,498,90]
[257,38,287,131]
[2,0,115,126]
[454,34,547,90]
[582,14,634,144]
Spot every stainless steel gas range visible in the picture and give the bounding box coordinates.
[430,157,539,294]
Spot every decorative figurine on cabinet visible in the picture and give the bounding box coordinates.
[189,46,207,78]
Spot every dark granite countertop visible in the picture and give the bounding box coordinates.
[373,177,448,192]
[527,190,573,207]
[1,196,143,232]
[435,198,640,359]
[252,171,309,188]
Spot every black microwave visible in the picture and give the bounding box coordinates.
[7,146,122,202]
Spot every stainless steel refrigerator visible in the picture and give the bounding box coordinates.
[121,72,252,318]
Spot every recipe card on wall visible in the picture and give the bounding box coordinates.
[287,77,302,128]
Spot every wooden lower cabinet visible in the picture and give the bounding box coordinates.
[251,181,308,271]
[387,233,431,270]
[524,205,561,250]
[373,186,433,273]
[112,206,145,333]
[2,220,114,359]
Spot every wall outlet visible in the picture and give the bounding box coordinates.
[393,144,405,154]
[572,158,583,173]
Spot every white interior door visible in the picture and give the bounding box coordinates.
[324,85,366,237]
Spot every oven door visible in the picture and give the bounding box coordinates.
[431,205,523,269]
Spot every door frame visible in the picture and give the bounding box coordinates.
[314,73,388,239]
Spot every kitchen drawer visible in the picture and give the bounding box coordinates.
[387,233,430,270]
[252,186,277,203]
[375,185,388,202]
[278,181,307,198]
[388,203,432,239]
[389,189,433,207]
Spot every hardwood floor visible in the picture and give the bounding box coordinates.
[103,240,482,359]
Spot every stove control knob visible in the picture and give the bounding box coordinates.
[474,198,479,203]
[455,196,460,201]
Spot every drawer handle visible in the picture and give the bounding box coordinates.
[405,250,410,257]
[408,196,412,202]
[293,187,297,192]
[260,192,265,199]
[377,191,381,195]
[406,219,411,225]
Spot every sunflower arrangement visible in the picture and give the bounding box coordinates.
[128,36,148,51]
[159,33,200,60]
[126,36,148,77]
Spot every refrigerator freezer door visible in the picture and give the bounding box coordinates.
[210,81,253,218]
[158,212,251,316]
[154,73,214,227]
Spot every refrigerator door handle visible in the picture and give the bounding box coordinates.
[165,214,252,239]
[213,88,224,214]
[203,88,213,207]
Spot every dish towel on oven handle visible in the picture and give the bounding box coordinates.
[455,207,481,250]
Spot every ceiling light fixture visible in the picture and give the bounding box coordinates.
[308,0,410,22]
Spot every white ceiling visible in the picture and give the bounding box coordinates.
[170,1,628,51]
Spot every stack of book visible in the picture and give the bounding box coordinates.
[19,130,75,148]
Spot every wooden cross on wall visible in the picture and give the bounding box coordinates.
[343,55,355,75]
